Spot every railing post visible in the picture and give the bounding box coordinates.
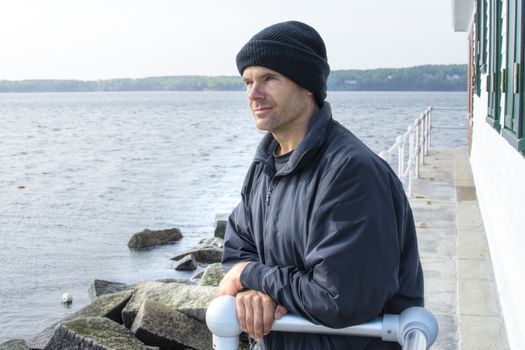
[419,115,424,166]
[428,106,432,148]
[415,117,421,178]
[403,329,427,350]
[407,125,414,197]
[421,113,425,159]
[397,135,404,177]
[423,108,430,156]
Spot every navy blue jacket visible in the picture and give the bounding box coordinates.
[222,102,424,350]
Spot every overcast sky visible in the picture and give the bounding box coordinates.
[0,0,468,80]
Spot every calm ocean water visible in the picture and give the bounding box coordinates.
[0,91,466,343]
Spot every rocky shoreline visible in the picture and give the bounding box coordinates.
[0,214,253,350]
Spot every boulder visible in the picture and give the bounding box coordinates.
[198,236,224,249]
[173,254,197,271]
[214,213,229,239]
[170,247,222,264]
[43,316,158,350]
[198,263,225,287]
[27,290,133,349]
[0,340,30,350]
[121,281,217,328]
[128,228,182,249]
[88,279,134,301]
[131,299,211,350]
[76,290,133,324]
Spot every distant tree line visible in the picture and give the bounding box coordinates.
[328,64,467,91]
[0,76,242,93]
[0,64,466,93]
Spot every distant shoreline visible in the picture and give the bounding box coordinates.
[0,64,467,93]
[0,90,468,94]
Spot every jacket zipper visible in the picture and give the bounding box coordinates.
[265,185,273,206]
[265,178,275,206]
[263,178,275,261]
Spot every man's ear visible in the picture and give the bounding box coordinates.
[306,90,314,96]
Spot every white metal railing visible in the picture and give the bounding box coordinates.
[378,106,467,197]
[206,296,439,350]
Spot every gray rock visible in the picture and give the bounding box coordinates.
[43,316,158,350]
[27,327,57,350]
[121,281,217,328]
[155,278,197,285]
[131,299,211,350]
[198,263,225,287]
[0,340,30,350]
[173,254,197,271]
[214,213,229,239]
[74,290,133,324]
[191,271,205,282]
[128,228,182,249]
[28,290,133,349]
[198,236,224,249]
[154,278,180,283]
[88,279,134,301]
[170,247,222,264]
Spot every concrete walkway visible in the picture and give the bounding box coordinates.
[409,147,509,350]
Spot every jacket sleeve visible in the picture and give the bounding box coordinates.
[221,163,261,271]
[240,155,406,328]
[221,200,260,271]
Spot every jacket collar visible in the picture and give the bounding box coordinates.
[254,102,333,176]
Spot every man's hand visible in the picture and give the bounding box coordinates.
[235,290,288,342]
[217,261,250,296]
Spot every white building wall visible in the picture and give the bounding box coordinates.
[470,74,525,349]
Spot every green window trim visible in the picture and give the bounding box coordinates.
[501,0,524,156]
[486,0,503,130]
[475,1,481,95]
[501,128,525,153]
[485,0,524,157]
[482,0,489,73]
[475,0,488,96]
[486,115,503,130]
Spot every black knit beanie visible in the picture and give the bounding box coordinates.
[236,21,330,106]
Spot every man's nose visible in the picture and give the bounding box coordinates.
[247,82,263,101]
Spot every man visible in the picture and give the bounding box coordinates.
[218,21,424,350]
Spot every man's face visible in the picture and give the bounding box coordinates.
[242,66,313,134]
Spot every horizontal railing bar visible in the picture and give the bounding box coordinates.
[271,314,385,338]
[432,125,467,130]
[206,296,439,350]
[430,107,467,111]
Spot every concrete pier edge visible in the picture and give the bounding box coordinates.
[410,147,509,349]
